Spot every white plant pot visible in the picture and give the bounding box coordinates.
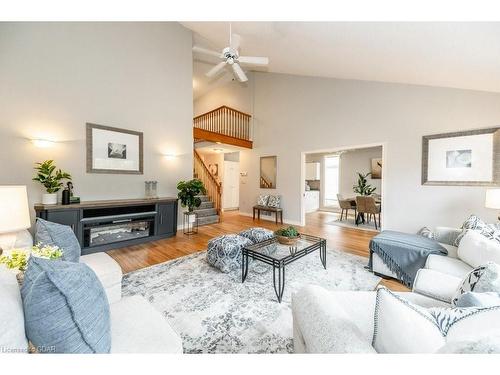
[42,193,58,205]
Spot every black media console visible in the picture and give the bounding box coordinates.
[34,197,178,255]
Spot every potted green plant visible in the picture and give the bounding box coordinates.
[177,179,206,212]
[32,160,71,205]
[275,226,301,246]
[353,172,376,196]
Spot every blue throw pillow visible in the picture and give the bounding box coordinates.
[35,218,81,262]
[21,257,111,353]
[456,292,500,308]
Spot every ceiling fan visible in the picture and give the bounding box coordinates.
[192,25,269,83]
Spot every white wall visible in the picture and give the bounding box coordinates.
[193,74,254,116]
[238,72,500,231]
[0,22,194,224]
[339,147,382,198]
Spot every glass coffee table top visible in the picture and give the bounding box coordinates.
[242,234,327,303]
[244,234,325,262]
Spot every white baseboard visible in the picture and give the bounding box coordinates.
[238,211,302,226]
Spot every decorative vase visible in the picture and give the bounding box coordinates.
[276,235,300,246]
[42,193,57,205]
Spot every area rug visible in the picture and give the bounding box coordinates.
[122,248,381,353]
[328,218,380,232]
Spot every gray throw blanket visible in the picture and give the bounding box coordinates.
[368,230,448,288]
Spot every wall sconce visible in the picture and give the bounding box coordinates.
[31,139,55,148]
[164,154,176,160]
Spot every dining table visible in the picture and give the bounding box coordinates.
[346,197,381,225]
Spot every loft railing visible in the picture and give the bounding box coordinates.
[194,149,222,216]
[193,105,252,141]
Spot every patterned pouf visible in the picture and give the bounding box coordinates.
[238,227,275,244]
[207,234,253,273]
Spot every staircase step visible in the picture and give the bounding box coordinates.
[193,208,217,217]
[196,195,210,202]
[197,215,220,226]
[199,201,214,209]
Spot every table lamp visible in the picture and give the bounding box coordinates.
[0,186,33,254]
[485,188,500,221]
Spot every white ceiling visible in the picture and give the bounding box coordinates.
[183,22,500,95]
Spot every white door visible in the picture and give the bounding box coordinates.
[223,161,240,210]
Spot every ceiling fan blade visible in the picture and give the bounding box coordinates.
[232,63,248,82]
[230,33,241,51]
[193,46,221,58]
[206,61,227,78]
[238,56,269,66]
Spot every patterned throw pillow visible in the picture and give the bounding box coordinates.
[267,195,281,208]
[373,287,500,353]
[238,227,275,244]
[257,195,269,206]
[451,262,500,306]
[417,227,435,240]
[454,215,500,247]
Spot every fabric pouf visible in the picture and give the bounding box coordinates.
[207,234,253,273]
[238,227,275,244]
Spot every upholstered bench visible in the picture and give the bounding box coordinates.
[239,227,275,244]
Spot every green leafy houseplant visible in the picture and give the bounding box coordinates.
[177,179,206,212]
[353,172,376,196]
[32,160,71,193]
[275,226,300,246]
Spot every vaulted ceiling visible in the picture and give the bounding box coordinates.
[183,22,500,98]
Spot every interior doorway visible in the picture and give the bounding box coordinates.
[223,157,240,210]
[302,143,385,232]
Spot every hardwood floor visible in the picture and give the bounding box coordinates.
[107,210,409,292]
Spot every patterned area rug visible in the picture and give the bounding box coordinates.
[122,248,381,353]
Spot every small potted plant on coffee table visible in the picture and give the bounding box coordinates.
[275,226,301,246]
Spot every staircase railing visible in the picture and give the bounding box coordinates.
[260,176,273,189]
[193,105,252,141]
[194,149,222,216]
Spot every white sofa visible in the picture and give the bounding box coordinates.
[292,286,449,353]
[294,227,500,353]
[0,253,183,354]
[371,226,470,301]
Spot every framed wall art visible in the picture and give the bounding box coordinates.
[422,127,500,186]
[86,123,144,174]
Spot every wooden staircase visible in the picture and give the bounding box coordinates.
[193,149,221,225]
[192,106,253,225]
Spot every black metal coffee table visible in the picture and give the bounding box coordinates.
[241,234,327,303]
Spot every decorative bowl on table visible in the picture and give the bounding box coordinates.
[274,226,301,246]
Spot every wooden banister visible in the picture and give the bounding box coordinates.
[194,149,222,216]
[260,176,273,189]
[193,106,252,143]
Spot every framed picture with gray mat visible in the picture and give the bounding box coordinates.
[422,127,500,186]
[86,123,143,174]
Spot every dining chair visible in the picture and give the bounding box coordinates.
[355,196,381,230]
[337,194,357,222]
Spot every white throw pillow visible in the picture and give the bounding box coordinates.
[373,288,500,353]
[0,267,28,353]
[457,230,500,268]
